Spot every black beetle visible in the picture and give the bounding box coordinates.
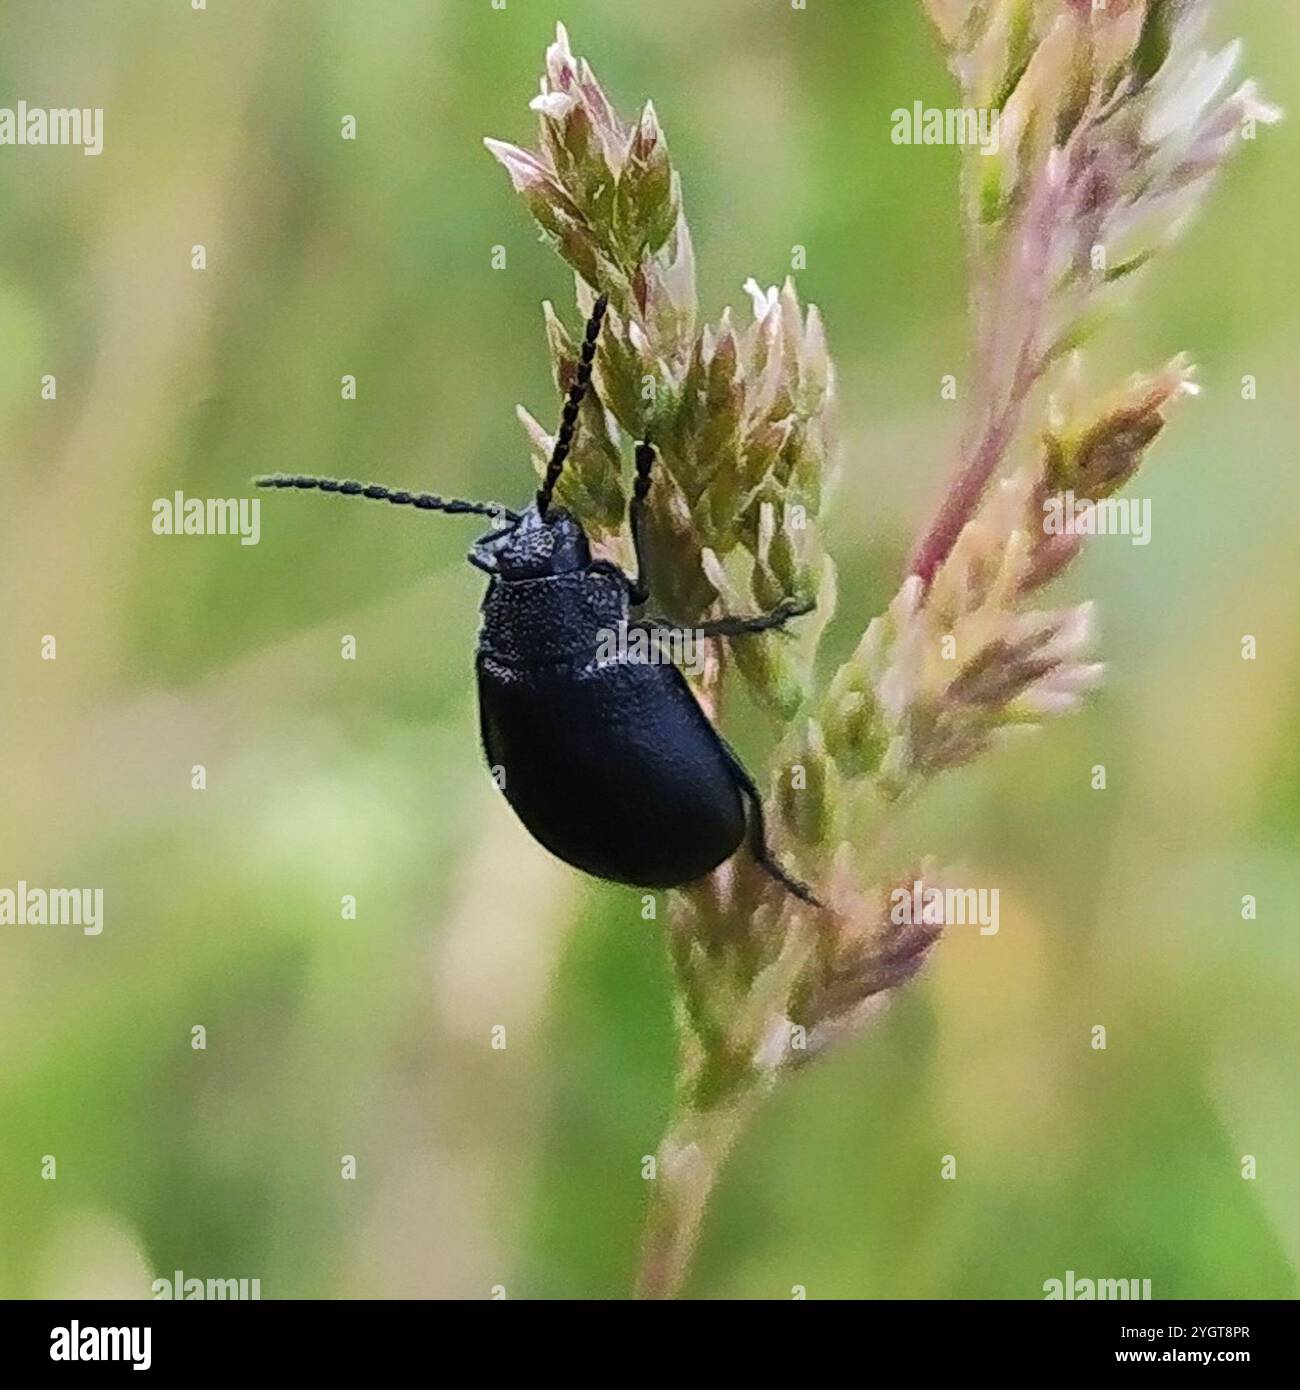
[256,294,820,905]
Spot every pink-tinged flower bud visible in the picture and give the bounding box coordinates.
[482,138,555,194]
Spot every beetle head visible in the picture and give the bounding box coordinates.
[470,502,591,579]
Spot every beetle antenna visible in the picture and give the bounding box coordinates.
[253,475,519,522]
[536,293,609,518]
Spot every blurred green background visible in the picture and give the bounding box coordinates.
[1,0,1297,1300]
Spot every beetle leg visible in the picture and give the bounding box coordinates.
[630,595,814,644]
[696,595,815,638]
[715,741,822,907]
[627,440,656,607]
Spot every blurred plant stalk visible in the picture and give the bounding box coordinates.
[487,9,1274,1299]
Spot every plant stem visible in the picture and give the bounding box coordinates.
[909,152,1068,583]
[636,922,814,1298]
[634,1089,766,1300]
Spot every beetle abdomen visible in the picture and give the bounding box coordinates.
[477,653,746,888]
